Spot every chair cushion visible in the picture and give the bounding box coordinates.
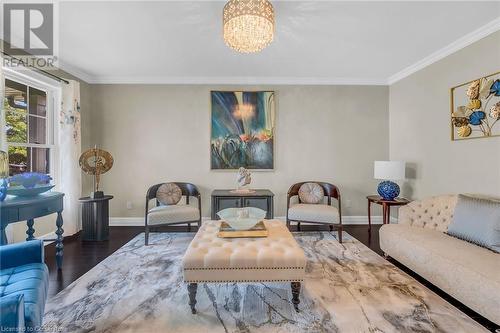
[0,294,25,330]
[0,263,49,329]
[298,182,324,204]
[447,194,500,252]
[156,183,182,205]
[288,203,339,224]
[147,205,200,225]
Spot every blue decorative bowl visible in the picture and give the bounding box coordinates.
[7,184,55,197]
[217,207,267,230]
[9,173,52,189]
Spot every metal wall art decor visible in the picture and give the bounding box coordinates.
[451,71,500,140]
[79,146,114,198]
[211,91,275,170]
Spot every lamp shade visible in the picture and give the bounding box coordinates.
[374,161,405,180]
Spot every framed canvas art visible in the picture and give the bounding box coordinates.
[451,71,500,140]
[211,91,275,170]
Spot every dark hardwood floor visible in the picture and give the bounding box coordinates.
[43,224,498,332]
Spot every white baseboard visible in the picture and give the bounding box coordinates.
[109,217,144,226]
[110,216,396,227]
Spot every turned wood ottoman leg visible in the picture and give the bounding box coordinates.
[188,283,198,314]
[291,282,301,312]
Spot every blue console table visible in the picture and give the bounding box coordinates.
[0,192,64,269]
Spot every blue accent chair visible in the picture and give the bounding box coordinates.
[0,240,49,331]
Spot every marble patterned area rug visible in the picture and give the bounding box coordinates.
[43,232,487,333]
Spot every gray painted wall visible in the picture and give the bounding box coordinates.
[389,31,500,200]
[11,29,498,241]
[88,85,389,218]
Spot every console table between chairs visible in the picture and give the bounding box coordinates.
[211,189,274,220]
[0,192,65,269]
[367,195,409,232]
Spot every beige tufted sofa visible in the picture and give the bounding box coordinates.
[379,194,500,325]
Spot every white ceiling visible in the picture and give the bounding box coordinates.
[57,1,500,84]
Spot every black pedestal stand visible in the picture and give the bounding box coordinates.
[79,195,113,241]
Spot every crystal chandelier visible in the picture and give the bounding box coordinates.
[223,0,275,53]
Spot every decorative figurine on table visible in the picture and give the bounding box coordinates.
[231,167,255,194]
[0,151,8,201]
[79,145,114,199]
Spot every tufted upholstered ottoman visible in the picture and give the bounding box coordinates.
[182,220,306,314]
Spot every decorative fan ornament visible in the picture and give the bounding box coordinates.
[466,80,480,99]
[79,146,113,197]
[457,125,472,138]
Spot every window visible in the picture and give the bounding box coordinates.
[4,78,54,176]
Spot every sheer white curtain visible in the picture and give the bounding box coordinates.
[1,57,13,242]
[0,56,5,151]
[59,80,82,236]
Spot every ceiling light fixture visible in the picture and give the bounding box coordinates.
[223,0,275,53]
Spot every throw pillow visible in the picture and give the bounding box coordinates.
[447,194,500,253]
[298,182,324,204]
[157,183,182,205]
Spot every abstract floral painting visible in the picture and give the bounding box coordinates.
[211,91,275,169]
[451,71,500,140]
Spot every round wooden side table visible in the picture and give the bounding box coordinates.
[367,195,409,232]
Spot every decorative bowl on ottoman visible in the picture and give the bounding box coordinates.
[217,207,266,230]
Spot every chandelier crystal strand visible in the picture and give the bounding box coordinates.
[223,0,275,53]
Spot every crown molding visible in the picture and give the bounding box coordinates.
[56,60,94,84]
[87,76,388,85]
[388,17,500,85]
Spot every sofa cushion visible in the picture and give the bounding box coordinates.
[0,263,49,329]
[398,194,457,232]
[147,205,200,225]
[0,294,25,330]
[288,203,339,224]
[447,194,500,252]
[380,224,500,324]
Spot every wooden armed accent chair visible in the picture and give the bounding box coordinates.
[286,181,343,243]
[144,182,201,245]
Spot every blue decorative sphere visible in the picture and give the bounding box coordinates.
[377,181,400,201]
[0,178,7,202]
